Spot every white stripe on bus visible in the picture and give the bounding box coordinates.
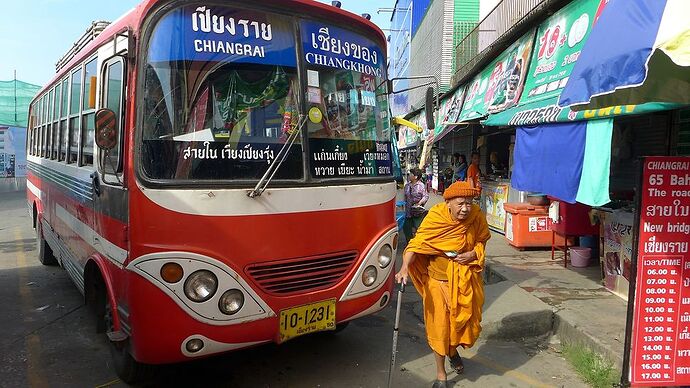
[139,181,397,216]
[56,205,128,265]
[27,179,42,201]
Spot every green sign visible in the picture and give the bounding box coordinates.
[484,97,680,127]
[457,29,536,122]
[433,85,467,137]
[519,0,607,106]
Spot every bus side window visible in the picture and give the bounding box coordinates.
[99,58,125,177]
[81,58,97,167]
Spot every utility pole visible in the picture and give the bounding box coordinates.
[14,70,17,124]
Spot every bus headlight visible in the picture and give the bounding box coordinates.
[218,289,244,315]
[184,270,218,302]
[377,244,393,268]
[362,265,377,287]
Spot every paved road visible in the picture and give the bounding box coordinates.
[0,190,585,387]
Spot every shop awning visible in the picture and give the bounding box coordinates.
[559,0,690,111]
[483,95,678,127]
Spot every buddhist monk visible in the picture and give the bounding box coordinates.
[395,181,491,388]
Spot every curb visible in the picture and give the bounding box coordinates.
[554,310,624,372]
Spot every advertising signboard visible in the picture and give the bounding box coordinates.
[456,29,535,123]
[629,156,690,386]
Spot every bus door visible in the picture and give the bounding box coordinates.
[92,55,129,265]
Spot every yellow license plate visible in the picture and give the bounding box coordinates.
[279,299,336,342]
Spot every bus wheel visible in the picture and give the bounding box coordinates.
[104,300,153,384]
[36,220,58,266]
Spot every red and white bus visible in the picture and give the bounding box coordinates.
[26,0,401,382]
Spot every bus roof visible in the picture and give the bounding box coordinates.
[38,0,386,96]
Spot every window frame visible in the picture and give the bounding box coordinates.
[98,56,126,180]
[80,57,98,167]
[67,67,83,164]
[60,77,69,162]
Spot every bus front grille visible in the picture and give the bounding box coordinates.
[246,251,359,296]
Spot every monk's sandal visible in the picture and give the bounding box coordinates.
[449,353,464,374]
[431,380,447,388]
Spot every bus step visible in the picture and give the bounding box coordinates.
[107,330,128,342]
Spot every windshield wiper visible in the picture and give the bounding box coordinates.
[247,113,306,198]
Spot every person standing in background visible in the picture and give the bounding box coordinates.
[466,151,482,191]
[403,168,429,241]
[454,154,468,182]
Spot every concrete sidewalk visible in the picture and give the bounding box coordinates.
[400,192,627,373]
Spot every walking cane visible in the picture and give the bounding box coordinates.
[387,281,406,388]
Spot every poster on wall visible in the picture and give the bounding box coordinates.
[628,156,690,386]
[602,210,634,299]
[482,183,510,231]
[0,126,26,178]
[456,28,535,123]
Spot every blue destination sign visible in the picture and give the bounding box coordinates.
[300,21,385,77]
[148,6,297,66]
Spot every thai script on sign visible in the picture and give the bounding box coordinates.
[646,200,690,218]
[182,142,276,164]
[311,27,378,65]
[192,6,273,41]
[644,236,689,254]
[508,104,562,126]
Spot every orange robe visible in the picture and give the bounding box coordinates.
[404,202,491,355]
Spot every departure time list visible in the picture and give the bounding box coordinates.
[631,156,690,386]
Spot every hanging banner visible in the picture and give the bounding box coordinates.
[456,29,535,123]
[519,0,605,106]
[629,156,690,386]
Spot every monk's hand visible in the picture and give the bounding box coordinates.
[454,251,477,264]
[395,266,409,285]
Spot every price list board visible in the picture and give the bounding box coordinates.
[630,156,690,386]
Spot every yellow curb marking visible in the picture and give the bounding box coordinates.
[463,347,556,388]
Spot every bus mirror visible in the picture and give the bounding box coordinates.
[425,87,435,129]
[95,108,118,151]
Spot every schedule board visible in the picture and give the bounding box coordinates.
[630,156,690,386]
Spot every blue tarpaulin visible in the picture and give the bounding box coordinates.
[512,122,587,203]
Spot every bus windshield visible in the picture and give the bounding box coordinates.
[140,5,393,183]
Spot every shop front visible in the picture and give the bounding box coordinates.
[479,0,684,300]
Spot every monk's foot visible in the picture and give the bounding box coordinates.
[449,353,464,374]
[431,379,448,388]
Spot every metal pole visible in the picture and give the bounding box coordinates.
[387,282,406,388]
[619,158,644,388]
[14,70,17,123]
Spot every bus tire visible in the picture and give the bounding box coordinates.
[104,299,154,384]
[36,219,58,266]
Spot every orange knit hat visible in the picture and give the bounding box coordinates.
[443,181,480,200]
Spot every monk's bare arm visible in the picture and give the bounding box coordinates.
[394,250,417,284]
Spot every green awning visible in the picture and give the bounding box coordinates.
[484,95,681,127]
